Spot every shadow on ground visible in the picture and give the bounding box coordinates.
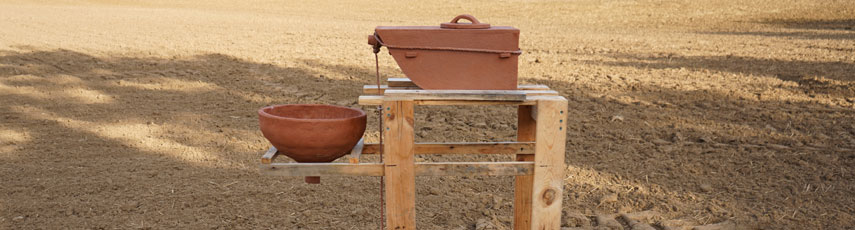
[1,48,854,229]
[583,52,855,84]
[700,18,855,41]
[766,19,855,31]
[0,48,387,229]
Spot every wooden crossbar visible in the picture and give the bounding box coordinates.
[360,142,535,155]
[259,162,535,177]
[262,142,534,164]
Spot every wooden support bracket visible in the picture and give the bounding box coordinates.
[530,106,538,121]
[261,146,279,164]
[363,85,420,94]
[348,137,364,164]
[387,78,418,88]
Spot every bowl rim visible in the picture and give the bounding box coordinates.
[258,104,366,123]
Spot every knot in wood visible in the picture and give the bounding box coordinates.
[541,188,556,205]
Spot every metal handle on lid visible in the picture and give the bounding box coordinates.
[440,14,491,29]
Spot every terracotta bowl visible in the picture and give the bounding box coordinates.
[258,104,367,163]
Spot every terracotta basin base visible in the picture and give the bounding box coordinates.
[258,104,367,184]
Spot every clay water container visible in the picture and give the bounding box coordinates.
[369,14,521,90]
[258,104,367,183]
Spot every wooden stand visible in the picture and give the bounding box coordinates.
[261,78,567,230]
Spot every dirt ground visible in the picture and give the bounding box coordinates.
[1,0,853,229]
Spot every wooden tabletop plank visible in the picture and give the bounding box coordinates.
[385,78,551,91]
[362,84,552,94]
[359,93,558,106]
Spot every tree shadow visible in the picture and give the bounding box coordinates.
[701,31,855,41]
[0,48,522,229]
[766,19,855,31]
[0,48,390,229]
[584,52,855,84]
[699,18,855,41]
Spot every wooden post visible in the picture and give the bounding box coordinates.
[383,99,417,229]
[513,105,536,230]
[530,97,567,229]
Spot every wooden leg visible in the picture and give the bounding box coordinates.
[383,100,416,229]
[513,105,536,230]
[530,97,567,229]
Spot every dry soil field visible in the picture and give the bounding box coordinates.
[1,0,854,229]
